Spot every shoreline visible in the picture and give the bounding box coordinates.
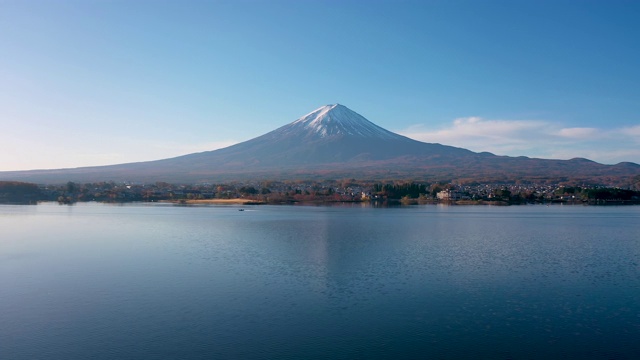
[166,198,265,205]
[5,198,638,206]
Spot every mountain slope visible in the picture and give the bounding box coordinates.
[168,104,476,166]
[1,104,639,184]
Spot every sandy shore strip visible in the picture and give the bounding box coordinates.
[167,198,264,205]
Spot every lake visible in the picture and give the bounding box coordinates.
[1,202,639,359]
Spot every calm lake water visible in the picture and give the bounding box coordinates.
[1,202,639,359]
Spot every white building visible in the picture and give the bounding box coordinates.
[436,189,461,201]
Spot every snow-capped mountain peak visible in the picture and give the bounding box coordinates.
[288,104,402,139]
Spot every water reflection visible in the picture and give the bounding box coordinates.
[1,203,639,359]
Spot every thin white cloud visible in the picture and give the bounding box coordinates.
[396,117,639,165]
[407,117,547,141]
[556,127,599,139]
[617,125,640,139]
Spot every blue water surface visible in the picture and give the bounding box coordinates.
[1,203,639,359]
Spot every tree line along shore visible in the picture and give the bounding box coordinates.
[2,179,640,205]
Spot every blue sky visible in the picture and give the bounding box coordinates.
[1,0,639,171]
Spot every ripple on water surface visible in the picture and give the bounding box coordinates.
[1,203,639,359]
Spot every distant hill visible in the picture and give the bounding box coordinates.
[1,104,639,185]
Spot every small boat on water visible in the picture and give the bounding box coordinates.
[238,209,245,211]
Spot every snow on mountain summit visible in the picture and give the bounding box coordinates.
[286,104,403,140]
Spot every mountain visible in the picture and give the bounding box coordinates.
[178,104,476,166]
[1,104,639,185]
